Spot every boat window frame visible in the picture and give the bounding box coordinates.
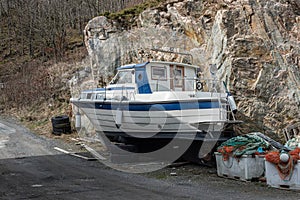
[174,67,184,87]
[110,69,134,85]
[86,93,92,99]
[96,93,105,100]
[151,66,167,81]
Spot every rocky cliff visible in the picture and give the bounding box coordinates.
[78,0,300,140]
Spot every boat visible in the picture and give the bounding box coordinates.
[71,58,241,155]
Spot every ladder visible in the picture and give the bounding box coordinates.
[209,80,239,124]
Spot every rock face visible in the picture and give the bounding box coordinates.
[81,0,300,139]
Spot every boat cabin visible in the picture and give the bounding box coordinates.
[79,61,214,101]
[110,61,198,93]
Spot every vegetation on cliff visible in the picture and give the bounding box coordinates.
[0,0,150,134]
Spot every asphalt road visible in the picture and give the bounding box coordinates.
[0,116,300,200]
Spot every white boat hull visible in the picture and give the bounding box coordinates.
[72,98,230,142]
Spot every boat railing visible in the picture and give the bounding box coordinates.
[191,78,237,122]
[153,77,237,122]
[199,78,224,93]
[115,85,136,101]
[153,77,227,93]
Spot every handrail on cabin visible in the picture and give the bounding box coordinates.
[150,48,193,64]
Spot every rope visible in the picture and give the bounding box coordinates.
[285,135,300,150]
[218,146,235,161]
[265,148,300,180]
[265,151,280,164]
[290,148,300,160]
[221,155,234,168]
[276,156,294,181]
[217,133,270,160]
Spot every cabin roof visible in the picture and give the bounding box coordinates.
[117,61,199,70]
[117,62,148,70]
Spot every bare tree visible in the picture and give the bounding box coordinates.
[0,0,148,109]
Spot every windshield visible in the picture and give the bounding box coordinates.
[110,70,133,84]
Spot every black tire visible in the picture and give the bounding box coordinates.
[52,126,71,134]
[53,123,71,129]
[51,115,71,134]
[52,129,62,136]
[51,115,70,125]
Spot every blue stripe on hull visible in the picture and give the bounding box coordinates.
[84,87,135,92]
[76,100,221,111]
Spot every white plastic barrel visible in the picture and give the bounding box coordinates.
[75,112,81,129]
[228,95,237,114]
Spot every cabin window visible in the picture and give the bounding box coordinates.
[80,93,85,99]
[110,70,133,84]
[170,65,185,90]
[96,94,104,100]
[86,93,92,99]
[174,68,183,87]
[151,66,167,80]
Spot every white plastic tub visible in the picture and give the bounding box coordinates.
[265,160,300,190]
[215,152,265,181]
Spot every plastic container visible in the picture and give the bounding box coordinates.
[215,152,265,181]
[265,160,300,190]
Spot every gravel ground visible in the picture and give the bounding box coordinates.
[0,116,300,200]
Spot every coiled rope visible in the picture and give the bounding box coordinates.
[265,148,300,180]
[217,133,270,161]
